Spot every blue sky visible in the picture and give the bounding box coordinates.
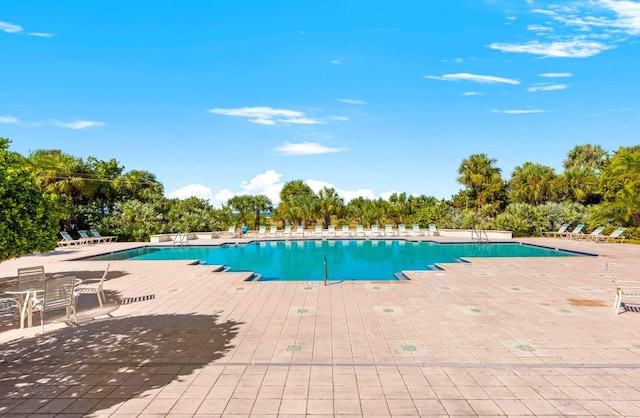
[2,0,639,206]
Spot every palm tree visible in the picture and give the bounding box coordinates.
[457,154,506,209]
[346,197,368,226]
[290,194,319,227]
[26,149,92,230]
[227,195,254,227]
[279,180,316,226]
[509,162,558,205]
[563,144,608,172]
[250,195,273,230]
[388,192,409,225]
[317,187,344,228]
[600,146,640,226]
[557,166,599,204]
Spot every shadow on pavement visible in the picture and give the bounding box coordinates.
[0,313,242,416]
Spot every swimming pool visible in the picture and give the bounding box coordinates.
[88,240,582,281]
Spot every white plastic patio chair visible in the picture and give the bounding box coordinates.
[607,263,640,314]
[31,275,78,333]
[75,263,110,309]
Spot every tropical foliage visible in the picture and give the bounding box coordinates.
[1,138,639,259]
[0,139,60,261]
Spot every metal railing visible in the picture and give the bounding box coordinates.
[471,227,490,243]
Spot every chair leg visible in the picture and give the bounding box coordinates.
[98,291,104,309]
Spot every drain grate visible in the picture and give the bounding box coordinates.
[118,294,156,305]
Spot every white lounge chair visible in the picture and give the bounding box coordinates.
[356,225,365,237]
[58,231,87,246]
[384,224,395,237]
[294,225,305,237]
[268,226,279,237]
[31,275,78,333]
[584,227,606,241]
[327,225,336,236]
[283,225,292,237]
[596,227,627,243]
[90,229,118,242]
[428,224,439,236]
[370,225,381,236]
[78,230,101,244]
[566,224,585,240]
[607,263,640,314]
[397,224,406,236]
[542,223,569,237]
[75,264,110,309]
[313,225,323,237]
[340,225,351,237]
[256,226,267,238]
[411,224,421,236]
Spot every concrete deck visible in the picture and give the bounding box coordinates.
[1,236,639,417]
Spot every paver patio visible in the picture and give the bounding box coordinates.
[1,236,639,417]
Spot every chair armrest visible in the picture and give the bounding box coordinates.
[80,278,102,284]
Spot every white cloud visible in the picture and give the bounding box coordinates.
[0,115,19,124]
[28,32,54,37]
[490,109,548,114]
[54,120,107,129]
[166,184,214,200]
[274,142,347,156]
[306,179,376,202]
[489,40,611,58]
[337,98,366,105]
[527,83,568,92]
[461,91,484,96]
[328,115,349,121]
[209,106,324,126]
[539,72,573,77]
[492,1,640,59]
[425,73,520,85]
[280,117,326,125]
[331,59,341,64]
[168,171,396,208]
[527,24,553,32]
[0,21,53,37]
[0,21,23,33]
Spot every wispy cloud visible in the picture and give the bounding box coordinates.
[28,32,55,38]
[208,106,326,125]
[274,142,348,156]
[328,115,349,121]
[539,72,573,78]
[0,20,54,37]
[0,115,19,124]
[490,0,640,58]
[53,120,107,129]
[331,59,341,64]
[527,83,568,92]
[490,109,548,114]
[489,40,611,58]
[0,21,23,33]
[425,73,520,85]
[461,91,484,96]
[337,98,366,105]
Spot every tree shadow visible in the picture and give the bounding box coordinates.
[0,313,242,416]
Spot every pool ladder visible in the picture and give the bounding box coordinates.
[471,227,490,244]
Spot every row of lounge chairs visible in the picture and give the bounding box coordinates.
[235,224,440,238]
[542,224,626,243]
[57,229,117,247]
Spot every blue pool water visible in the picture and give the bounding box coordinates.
[88,240,580,281]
